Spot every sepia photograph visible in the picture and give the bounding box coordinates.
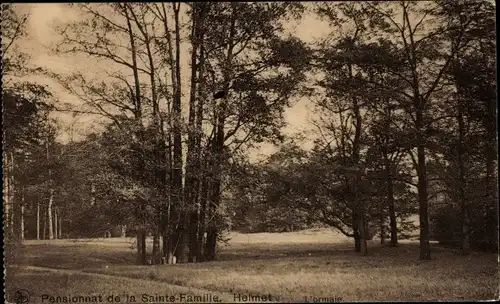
[2,1,498,303]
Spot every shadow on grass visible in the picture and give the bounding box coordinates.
[7,238,484,270]
[7,243,136,269]
[5,236,499,302]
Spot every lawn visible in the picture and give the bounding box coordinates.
[5,228,499,303]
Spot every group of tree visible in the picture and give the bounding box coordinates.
[225,0,497,256]
[3,1,496,266]
[3,3,62,246]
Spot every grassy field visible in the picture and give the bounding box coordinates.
[5,228,499,303]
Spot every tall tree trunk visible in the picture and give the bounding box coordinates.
[153,229,160,264]
[186,3,200,263]
[161,125,174,264]
[456,98,470,255]
[158,3,177,264]
[9,152,15,238]
[170,2,188,264]
[136,233,143,265]
[130,7,168,262]
[43,205,47,240]
[141,229,147,265]
[48,189,54,240]
[355,183,368,256]
[386,162,397,247]
[186,3,208,263]
[54,206,58,239]
[344,32,367,254]
[37,202,40,240]
[198,160,209,261]
[46,139,54,240]
[416,107,431,260]
[205,161,221,261]
[90,183,96,206]
[485,98,497,251]
[379,207,385,245]
[4,154,11,239]
[58,211,62,239]
[20,186,25,242]
[194,29,208,262]
[352,205,361,252]
[163,134,174,264]
[123,4,149,266]
[205,3,237,261]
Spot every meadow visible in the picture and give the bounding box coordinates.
[6,229,499,303]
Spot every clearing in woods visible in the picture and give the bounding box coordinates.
[5,229,499,302]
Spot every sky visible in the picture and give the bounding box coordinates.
[12,3,332,160]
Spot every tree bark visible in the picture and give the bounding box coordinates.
[186,3,201,263]
[46,138,54,240]
[20,186,25,242]
[153,230,160,264]
[205,168,221,261]
[54,206,58,239]
[9,152,15,238]
[48,189,54,240]
[163,130,174,264]
[198,161,209,261]
[90,183,96,206]
[416,107,431,260]
[352,207,361,252]
[194,27,208,262]
[379,209,385,245]
[136,233,143,265]
[4,153,11,239]
[170,2,188,264]
[158,3,175,265]
[386,163,397,247]
[456,96,470,255]
[58,211,62,239]
[43,205,47,240]
[37,202,40,240]
[205,3,238,261]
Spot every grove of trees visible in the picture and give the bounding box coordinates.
[3,1,497,265]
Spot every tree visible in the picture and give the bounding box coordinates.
[427,0,496,254]
[189,2,310,261]
[342,0,491,260]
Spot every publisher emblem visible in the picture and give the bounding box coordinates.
[14,289,30,304]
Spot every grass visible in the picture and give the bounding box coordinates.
[6,228,499,302]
